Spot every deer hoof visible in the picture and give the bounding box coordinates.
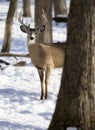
[45,95,48,99]
[40,96,44,100]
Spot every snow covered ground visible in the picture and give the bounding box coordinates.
[0,0,77,130]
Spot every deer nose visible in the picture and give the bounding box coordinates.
[30,36,34,40]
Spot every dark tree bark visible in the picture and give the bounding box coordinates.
[23,0,31,17]
[53,0,67,17]
[35,0,52,43]
[1,0,17,52]
[49,0,95,130]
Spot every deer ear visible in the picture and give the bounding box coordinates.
[38,25,45,32]
[35,25,45,35]
[20,25,28,33]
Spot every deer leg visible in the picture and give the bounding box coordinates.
[45,66,52,99]
[38,69,45,100]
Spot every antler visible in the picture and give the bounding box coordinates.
[16,10,45,38]
[42,9,47,23]
[18,11,29,26]
[18,11,24,24]
[15,11,30,27]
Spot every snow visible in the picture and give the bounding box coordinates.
[0,0,77,130]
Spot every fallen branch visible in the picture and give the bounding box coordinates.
[0,60,28,70]
[0,53,30,57]
[52,16,68,23]
[14,61,27,66]
[0,59,10,65]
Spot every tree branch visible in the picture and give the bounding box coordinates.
[52,16,68,23]
[0,53,30,57]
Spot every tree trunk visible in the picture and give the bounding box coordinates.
[1,0,17,52]
[23,0,31,17]
[49,0,95,130]
[35,0,52,43]
[53,0,67,16]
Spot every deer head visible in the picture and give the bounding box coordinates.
[18,10,46,40]
[20,24,45,40]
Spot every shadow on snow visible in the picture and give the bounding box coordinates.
[0,121,44,130]
[0,88,39,102]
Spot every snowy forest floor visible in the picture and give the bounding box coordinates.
[0,0,76,130]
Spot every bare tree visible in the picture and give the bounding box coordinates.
[35,0,52,43]
[1,0,17,52]
[23,0,31,17]
[48,0,95,129]
[53,0,67,16]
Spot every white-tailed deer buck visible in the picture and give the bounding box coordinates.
[18,12,65,99]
